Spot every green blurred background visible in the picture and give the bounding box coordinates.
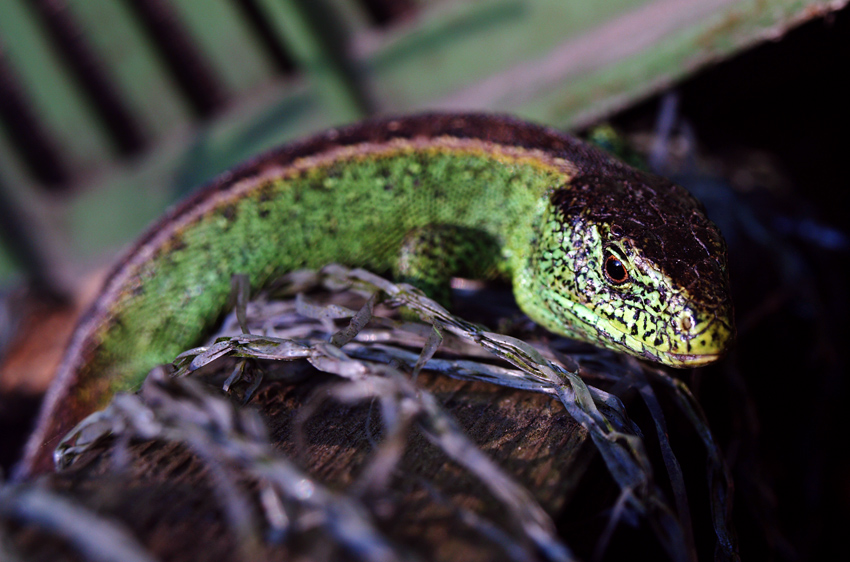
[0,0,840,289]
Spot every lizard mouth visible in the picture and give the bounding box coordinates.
[657,351,724,368]
[535,289,732,368]
[595,312,730,368]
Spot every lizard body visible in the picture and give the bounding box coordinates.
[16,113,733,478]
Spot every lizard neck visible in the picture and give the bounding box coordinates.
[510,191,594,342]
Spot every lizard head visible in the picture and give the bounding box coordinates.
[516,172,734,368]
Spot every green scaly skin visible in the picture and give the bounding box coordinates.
[16,113,733,479]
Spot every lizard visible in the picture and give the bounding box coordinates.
[14,113,734,479]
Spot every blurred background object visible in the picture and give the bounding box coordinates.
[1,0,843,291]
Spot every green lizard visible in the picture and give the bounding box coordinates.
[16,113,733,478]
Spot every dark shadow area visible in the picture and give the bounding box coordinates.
[608,8,850,561]
[0,390,42,473]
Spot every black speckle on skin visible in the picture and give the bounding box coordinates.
[257,184,275,204]
[325,163,343,179]
[110,315,125,331]
[221,204,238,226]
[169,235,187,253]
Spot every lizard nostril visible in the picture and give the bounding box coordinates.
[677,308,695,334]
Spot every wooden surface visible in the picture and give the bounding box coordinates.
[5,367,594,562]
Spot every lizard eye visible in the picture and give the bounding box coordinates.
[603,253,629,284]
